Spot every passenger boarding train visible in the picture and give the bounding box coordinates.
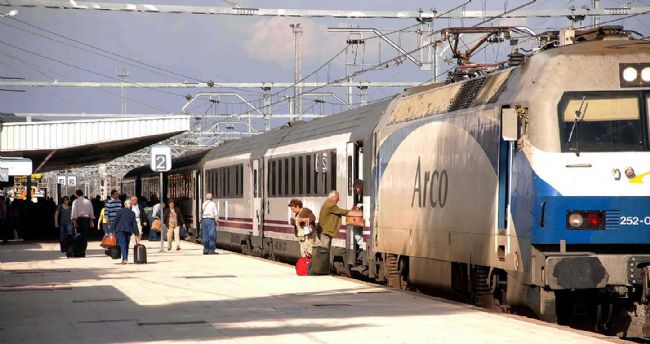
[124,27,650,338]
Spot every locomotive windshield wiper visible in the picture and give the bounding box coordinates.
[567,96,588,156]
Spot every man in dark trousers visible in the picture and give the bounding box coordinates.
[71,189,95,248]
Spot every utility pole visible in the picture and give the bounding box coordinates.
[592,0,600,27]
[116,68,129,115]
[290,23,303,119]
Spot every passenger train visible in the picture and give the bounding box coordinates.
[123,27,650,338]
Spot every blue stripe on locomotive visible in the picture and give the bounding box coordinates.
[511,151,650,244]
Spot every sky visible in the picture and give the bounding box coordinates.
[0,0,649,134]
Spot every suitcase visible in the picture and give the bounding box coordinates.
[66,233,86,258]
[109,245,121,259]
[309,247,330,275]
[133,244,147,264]
[345,209,364,227]
[295,257,312,276]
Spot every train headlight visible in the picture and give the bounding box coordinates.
[622,67,638,82]
[620,63,650,87]
[642,67,650,82]
[566,210,606,230]
[568,213,584,228]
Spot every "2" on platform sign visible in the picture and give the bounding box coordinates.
[150,144,171,172]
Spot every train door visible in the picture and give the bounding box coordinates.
[194,170,202,235]
[345,141,364,266]
[252,158,263,237]
[498,108,516,263]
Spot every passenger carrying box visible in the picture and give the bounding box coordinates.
[345,210,364,227]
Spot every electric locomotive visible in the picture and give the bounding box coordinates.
[371,27,650,337]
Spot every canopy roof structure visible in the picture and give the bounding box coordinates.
[0,115,190,172]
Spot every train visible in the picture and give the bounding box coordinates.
[123,26,650,338]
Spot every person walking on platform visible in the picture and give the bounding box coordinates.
[71,190,95,245]
[289,199,317,257]
[54,196,73,253]
[318,190,349,249]
[113,199,139,264]
[0,196,7,244]
[130,196,148,241]
[163,199,185,251]
[97,204,109,237]
[104,190,122,233]
[200,193,218,255]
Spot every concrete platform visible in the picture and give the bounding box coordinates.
[0,241,622,343]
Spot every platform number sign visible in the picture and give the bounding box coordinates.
[155,155,167,170]
[150,144,171,172]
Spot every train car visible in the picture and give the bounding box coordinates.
[122,150,209,236]
[370,29,650,337]
[166,150,210,236]
[198,102,385,264]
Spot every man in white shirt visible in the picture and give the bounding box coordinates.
[201,193,218,255]
[130,196,147,241]
[71,189,95,247]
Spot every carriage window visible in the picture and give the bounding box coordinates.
[290,157,296,196]
[330,151,337,193]
[284,158,289,196]
[270,160,276,196]
[253,169,258,198]
[558,92,648,152]
[305,155,312,195]
[298,156,304,195]
[321,153,328,195]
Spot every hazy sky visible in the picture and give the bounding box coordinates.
[1,0,648,130]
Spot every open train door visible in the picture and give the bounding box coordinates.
[345,141,364,267]
[251,158,264,255]
[193,169,202,241]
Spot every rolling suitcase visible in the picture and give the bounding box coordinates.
[109,245,121,259]
[295,257,312,276]
[309,247,330,275]
[66,232,86,258]
[133,244,147,264]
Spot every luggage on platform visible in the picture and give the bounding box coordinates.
[309,246,330,275]
[109,245,121,259]
[100,233,117,248]
[295,257,312,276]
[66,232,86,258]
[133,244,147,264]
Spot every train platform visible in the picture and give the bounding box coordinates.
[0,240,624,344]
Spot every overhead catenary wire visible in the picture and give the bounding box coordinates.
[3,15,263,96]
[0,38,191,99]
[0,48,173,113]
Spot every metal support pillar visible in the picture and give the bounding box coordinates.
[262,86,272,131]
[290,23,303,119]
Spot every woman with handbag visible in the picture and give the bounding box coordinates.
[288,199,317,257]
[163,199,185,251]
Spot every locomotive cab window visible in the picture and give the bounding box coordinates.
[558,91,649,152]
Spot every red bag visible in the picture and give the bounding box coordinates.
[295,257,312,276]
[100,233,117,248]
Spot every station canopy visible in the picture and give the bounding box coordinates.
[0,114,190,173]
